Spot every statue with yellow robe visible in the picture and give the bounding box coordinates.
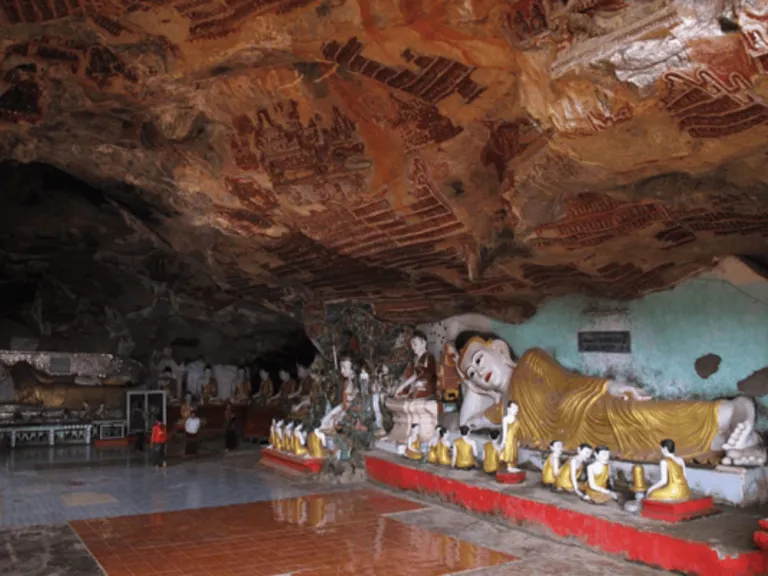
[456,332,764,466]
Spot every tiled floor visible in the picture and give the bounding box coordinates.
[72,490,516,576]
[0,443,666,576]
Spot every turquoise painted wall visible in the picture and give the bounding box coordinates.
[490,272,768,427]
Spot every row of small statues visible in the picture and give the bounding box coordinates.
[403,403,691,505]
[267,418,333,460]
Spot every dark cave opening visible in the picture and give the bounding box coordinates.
[0,160,314,375]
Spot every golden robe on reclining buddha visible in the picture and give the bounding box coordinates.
[456,334,763,465]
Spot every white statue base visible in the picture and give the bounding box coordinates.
[373,434,768,507]
[384,398,438,444]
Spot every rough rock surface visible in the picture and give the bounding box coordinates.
[1,0,768,332]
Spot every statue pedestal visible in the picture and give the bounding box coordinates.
[384,398,438,444]
[641,497,717,523]
[260,447,326,474]
[496,470,527,484]
[754,519,768,551]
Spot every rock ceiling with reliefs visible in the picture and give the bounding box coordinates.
[2,0,768,328]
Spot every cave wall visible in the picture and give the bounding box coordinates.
[485,257,768,424]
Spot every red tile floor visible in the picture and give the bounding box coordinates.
[71,489,516,576]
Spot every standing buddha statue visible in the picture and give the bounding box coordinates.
[500,401,521,472]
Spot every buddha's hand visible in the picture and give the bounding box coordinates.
[610,491,619,501]
[607,381,651,401]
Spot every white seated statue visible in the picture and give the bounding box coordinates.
[385,331,439,444]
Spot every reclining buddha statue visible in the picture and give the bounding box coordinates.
[454,331,765,466]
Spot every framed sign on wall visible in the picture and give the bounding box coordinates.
[578,331,631,353]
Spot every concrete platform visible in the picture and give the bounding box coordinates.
[365,449,768,576]
[374,437,768,507]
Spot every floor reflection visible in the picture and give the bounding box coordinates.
[72,489,516,576]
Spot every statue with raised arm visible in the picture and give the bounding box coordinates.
[455,332,765,465]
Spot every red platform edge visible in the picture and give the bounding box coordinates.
[261,447,325,474]
[641,496,716,523]
[365,455,768,576]
[496,470,527,484]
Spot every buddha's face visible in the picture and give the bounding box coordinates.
[260,369,268,380]
[552,441,563,454]
[411,424,420,436]
[279,370,289,382]
[204,368,212,378]
[578,446,593,460]
[297,365,309,378]
[359,368,369,383]
[411,336,427,356]
[596,449,610,464]
[661,446,671,457]
[507,402,519,417]
[340,360,354,379]
[459,338,515,392]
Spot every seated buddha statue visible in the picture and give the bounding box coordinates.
[452,426,478,470]
[456,332,765,465]
[278,370,299,405]
[427,426,452,465]
[268,418,279,449]
[233,367,251,403]
[158,367,178,401]
[293,422,309,457]
[307,428,329,458]
[385,331,439,444]
[253,369,274,404]
[585,446,618,504]
[290,363,313,415]
[273,419,285,450]
[200,365,219,404]
[282,422,295,452]
[404,423,423,461]
[483,430,502,474]
[541,440,563,488]
[555,443,592,500]
[645,439,691,502]
[318,358,356,434]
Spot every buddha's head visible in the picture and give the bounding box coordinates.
[595,446,611,464]
[359,367,370,384]
[660,438,675,457]
[577,443,593,460]
[506,401,519,417]
[279,370,290,382]
[260,369,269,380]
[340,357,355,379]
[236,367,245,380]
[457,333,517,392]
[411,332,428,356]
[276,419,284,429]
[285,421,295,432]
[203,365,212,378]
[459,425,470,437]
[489,429,500,441]
[297,364,309,379]
[437,426,447,438]
[550,440,563,455]
[410,423,420,436]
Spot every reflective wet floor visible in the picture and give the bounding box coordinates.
[0,444,664,575]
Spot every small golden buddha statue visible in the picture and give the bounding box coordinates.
[273,419,285,451]
[427,426,442,464]
[282,422,295,452]
[268,418,278,449]
[452,426,478,470]
[293,422,309,457]
[646,439,691,502]
[555,443,592,499]
[307,428,328,458]
[631,464,648,493]
[483,430,502,474]
[500,401,521,472]
[541,440,563,487]
[585,446,618,504]
[404,423,424,461]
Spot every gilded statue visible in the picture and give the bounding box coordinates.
[555,443,592,498]
[585,446,618,504]
[452,425,478,469]
[645,439,691,502]
[483,430,502,474]
[500,401,521,472]
[456,333,765,465]
[404,423,423,461]
[541,440,563,487]
[200,365,219,404]
[391,331,437,399]
[254,369,274,403]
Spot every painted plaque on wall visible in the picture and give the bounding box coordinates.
[578,331,631,353]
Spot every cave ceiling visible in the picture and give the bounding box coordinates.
[1,0,768,335]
